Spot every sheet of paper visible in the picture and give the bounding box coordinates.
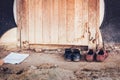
[3,52,29,64]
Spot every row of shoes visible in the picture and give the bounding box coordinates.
[64,48,109,62]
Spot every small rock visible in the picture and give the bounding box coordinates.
[57,49,62,52]
[29,65,37,70]
[34,48,43,53]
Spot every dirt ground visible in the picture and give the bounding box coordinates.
[0,45,120,80]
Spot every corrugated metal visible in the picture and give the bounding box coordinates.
[17,0,100,49]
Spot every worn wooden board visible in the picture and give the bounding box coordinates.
[66,0,75,44]
[17,0,29,47]
[34,0,43,43]
[58,0,67,44]
[74,0,83,45]
[82,0,89,45]
[50,0,59,43]
[42,0,51,43]
[17,0,100,49]
[28,0,35,44]
[88,0,97,49]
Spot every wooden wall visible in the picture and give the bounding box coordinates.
[17,0,101,49]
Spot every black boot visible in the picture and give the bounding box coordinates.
[64,48,72,61]
[72,49,81,62]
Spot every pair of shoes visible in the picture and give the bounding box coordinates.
[85,49,109,62]
[64,48,81,62]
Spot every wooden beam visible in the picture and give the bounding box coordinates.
[88,0,97,49]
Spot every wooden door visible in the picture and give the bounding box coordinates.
[17,0,100,48]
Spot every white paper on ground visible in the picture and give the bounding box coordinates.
[3,52,29,64]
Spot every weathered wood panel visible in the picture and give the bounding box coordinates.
[66,0,75,44]
[16,0,21,47]
[82,0,89,45]
[88,0,97,49]
[50,0,59,43]
[96,0,103,49]
[28,0,35,44]
[58,0,67,44]
[42,0,51,43]
[34,0,43,43]
[74,0,83,45]
[17,0,100,49]
[17,0,29,48]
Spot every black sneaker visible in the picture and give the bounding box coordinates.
[64,48,72,61]
[72,49,81,62]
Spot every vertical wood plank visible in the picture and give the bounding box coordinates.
[16,0,22,47]
[82,0,89,45]
[96,0,100,28]
[34,0,43,43]
[22,0,29,47]
[17,0,29,47]
[74,0,83,45]
[66,0,75,44]
[96,0,103,49]
[28,0,35,44]
[42,0,51,43]
[58,0,67,44]
[88,0,97,49]
[50,0,59,43]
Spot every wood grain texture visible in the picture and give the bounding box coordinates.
[16,0,22,47]
[17,0,29,47]
[22,0,29,41]
[88,0,97,49]
[58,0,67,44]
[66,0,75,44]
[17,0,100,49]
[96,0,103,49]
[50,0,59,43]
[74,0,83,45]
[34,0,43,43]
[82,0,89,45]
[42,0,51,43]
[28,0,35,44]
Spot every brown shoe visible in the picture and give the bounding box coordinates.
[85,49,95,62]
[96,49,109,62]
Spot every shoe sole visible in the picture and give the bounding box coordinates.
[73,58,80,62]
